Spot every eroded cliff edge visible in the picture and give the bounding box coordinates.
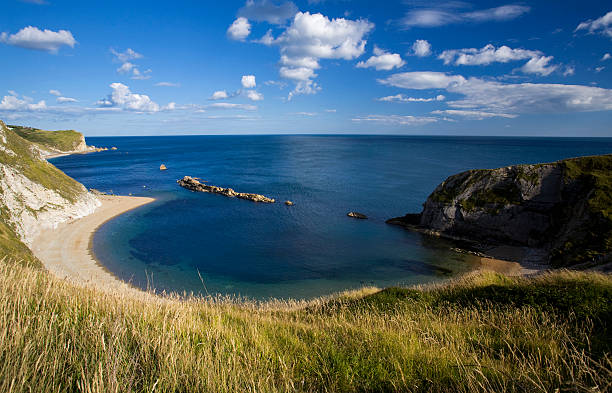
[387,155,612,269]
[0,120,99,264]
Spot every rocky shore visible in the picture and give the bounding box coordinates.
[387,155,612,269]
[177,176,275,203]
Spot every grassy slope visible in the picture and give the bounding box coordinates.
[8,124,85,152]
[0,259,609,393]
[0,121,86,267]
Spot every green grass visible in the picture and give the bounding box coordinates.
[8,124,85,152]
[0,258,609,393]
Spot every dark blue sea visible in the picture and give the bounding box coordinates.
[50,135,612,299]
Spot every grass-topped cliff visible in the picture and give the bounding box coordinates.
[389,155,612,268]
[0,258,609,393]
[0,120,97,266]
[8,124,88,153]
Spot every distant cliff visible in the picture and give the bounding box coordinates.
[387,155,612,268]
[8,124,100,156]
[0,120,99,265]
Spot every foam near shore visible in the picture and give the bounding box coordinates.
[31,195,154,292]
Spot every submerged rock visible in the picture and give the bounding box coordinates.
[177,176,275,203]
[347,212,367,219]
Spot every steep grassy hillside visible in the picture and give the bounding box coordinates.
[0,259,609,393]
[8,124,87,153]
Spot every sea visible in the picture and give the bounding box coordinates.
[50,135,612,300]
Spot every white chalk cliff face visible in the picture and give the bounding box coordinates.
[0,121,99,246]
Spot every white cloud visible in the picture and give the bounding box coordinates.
[292,111,316,116]
[379,71,612,115]
[378,94,445,103]
[439,44,540,65]
[155,82,180,87]
[595,66,605,73]
[575,11,612,39]
[325,109,336,113]
[379,71,466,90]
[352,114,438,126]
[56,96,78,103]
[356,46,404,71]
[402,5,529,28]
[0,94,46,111]
[563,66,575,76]
[238,0,298,25]
[241,75,257,88]
[431,109,517,119]
[0,26,76,53]
[520,55,557,76]
[117,62,135,73]
[246,90,264,101]
[273,11,374,98]
[412,39,431,57]
[111,48,143,62]
[228,17,251,41]
[131,68,152,80]
[210,90,230,100]
[49,89,61,96]
[97,83,166,113]
[209,102,257,110]
[602,53,611,61]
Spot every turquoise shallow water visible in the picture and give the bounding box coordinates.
[51,135,612,299]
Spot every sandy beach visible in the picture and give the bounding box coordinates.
[31,195,154,292]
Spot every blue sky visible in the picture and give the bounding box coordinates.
[0,0,611,136]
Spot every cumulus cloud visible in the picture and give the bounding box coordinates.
[602,53,611,61]
[439,44,558,76]
[49,89,61,96]
[238,0,298,25]
[401,4,530,28]
[270,11,374,98]
[228,17,251,41]
[131,68,152,80]
[412,39,431,57]
[378,71,612,115]
[210,90,230,100]
[97,83,170,113]
[246,90,264,101]
[356,46,404,71]
[352,114,439,126]
[117,62,135,73]
[563,66,575,76]
[378,94,445,103]
[575,11,612,39]
[241,75,257,88]
[0,93,46,111]
[0,26,76,53]
[520,55,557,76]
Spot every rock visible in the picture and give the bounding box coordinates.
[387,154,612,268]
[160,164,167,171]
[177,176,275,203]
[347,212,367,219]
[111,147,118,150]
[285,201,294,206]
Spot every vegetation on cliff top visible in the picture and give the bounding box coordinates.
[0,121,86,266]
[0,258,609,393]
[8,124,85,153]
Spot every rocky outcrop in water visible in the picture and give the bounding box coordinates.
[178,176,275,203]
[347,212,367,219]
[387,155,612,268]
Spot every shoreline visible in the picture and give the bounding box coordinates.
[31,195,154,292]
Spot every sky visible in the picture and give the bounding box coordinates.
[0,0,611,136]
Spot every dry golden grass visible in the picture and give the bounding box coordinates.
[0,259,610,392]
